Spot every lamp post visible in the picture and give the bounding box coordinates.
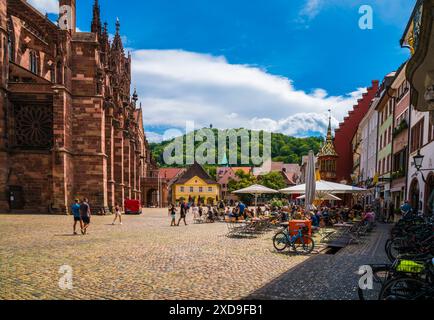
[413,150,434,183]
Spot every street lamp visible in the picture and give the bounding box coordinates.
[413,150,434,183]
[413,150,424,171]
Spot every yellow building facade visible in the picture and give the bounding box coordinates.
[171,163,220,205]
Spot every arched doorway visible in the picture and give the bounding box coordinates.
[146,189,158,208]
[425,173,434,217]
[409,178,420,212]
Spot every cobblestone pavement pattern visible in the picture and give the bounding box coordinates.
[0,209,389,300]
[247,224,391,300]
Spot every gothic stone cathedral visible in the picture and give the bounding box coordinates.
[0,0,154,213]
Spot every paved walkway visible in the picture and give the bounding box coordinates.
[0,210,390,300]
[0,209,311,300]
[247,224,391,300]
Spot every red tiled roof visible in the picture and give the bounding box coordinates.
[158,168,185,180]
[217,169,237,184]
[173,162,217,184]
[282,171,298,185]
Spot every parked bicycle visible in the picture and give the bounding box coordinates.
[359,214,434,300]
[379,258,434,300]
[273,227,315,254]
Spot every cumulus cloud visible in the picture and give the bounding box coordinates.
[28,0,58,14]
[131,49,366,143]
[297,0,414,27]
[300,0,322,20]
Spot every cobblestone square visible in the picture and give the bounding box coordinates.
[0,210,390,300]
[0,209,315,300]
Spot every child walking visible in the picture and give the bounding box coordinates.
[112,203,123,225]
[169,204,177,226]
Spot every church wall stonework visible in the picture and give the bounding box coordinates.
[0,0,152,214]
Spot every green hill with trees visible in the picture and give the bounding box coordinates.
[149,128,322,168]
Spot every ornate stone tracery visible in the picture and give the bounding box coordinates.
[12,103,53,149]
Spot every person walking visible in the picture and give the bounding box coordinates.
[387,201,395,223]
[177,200,188,226]
[169,204,177,226]
[218,200,225,217]
[71,199,82,235]
[112,203,123,225]
[237,201,246,220]
[80,198,91,235]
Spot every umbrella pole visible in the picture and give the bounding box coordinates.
[255,194,258,217]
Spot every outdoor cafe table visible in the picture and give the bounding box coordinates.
[333,223,354,228]
[332,223,359,244]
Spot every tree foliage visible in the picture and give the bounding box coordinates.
[150,128,322,168]
[227,170,257,203]
[258,172,287,190]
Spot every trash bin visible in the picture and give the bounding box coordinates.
[288,220,312,243]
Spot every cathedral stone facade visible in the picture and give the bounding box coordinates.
[0,0,153,214]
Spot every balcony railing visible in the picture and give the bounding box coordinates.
[393,119,409,137]
[391,169,406,180]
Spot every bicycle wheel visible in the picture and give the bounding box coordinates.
[293,236,315,254]
[384,239,392,256]
[273,232,288,252]
[387,238,406,263]
[358,265,391,301]
[379,277,430,300]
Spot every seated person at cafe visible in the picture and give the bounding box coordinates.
[362,207,376,223]
[311,211,320,227]
[244,208,254,219]
[347,210,355,221]
[229,206,240,220]
[207,207,215,222]
[340,208,349,222]
[192,205,200,219]
[293,210,303,220]
[352,202,364,215]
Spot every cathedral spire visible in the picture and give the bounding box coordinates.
[326,109,333,142]
[132,88,138,106]
[91,0,102,35]
[116,17,120,35]
[103,21,108,36]
[318,109,338,157]
[112,18,124,51]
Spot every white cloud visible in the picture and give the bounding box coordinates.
[28,0,58,14]
[249,113,340,137]
[297,0,414,27]
[300,0,322,20]
[145,131,165,143]
[132,49,366,143]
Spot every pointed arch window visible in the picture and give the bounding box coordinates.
[29,51,39,74]
[50,67,55,83]
[7,18,15,62]
[56,62,63,84]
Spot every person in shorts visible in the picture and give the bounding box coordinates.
[112,203,123,225]
[71,199,82,235]
[80,198,91,235]
[169,204,177,226]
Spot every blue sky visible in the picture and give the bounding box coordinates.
[31,0,414,142]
